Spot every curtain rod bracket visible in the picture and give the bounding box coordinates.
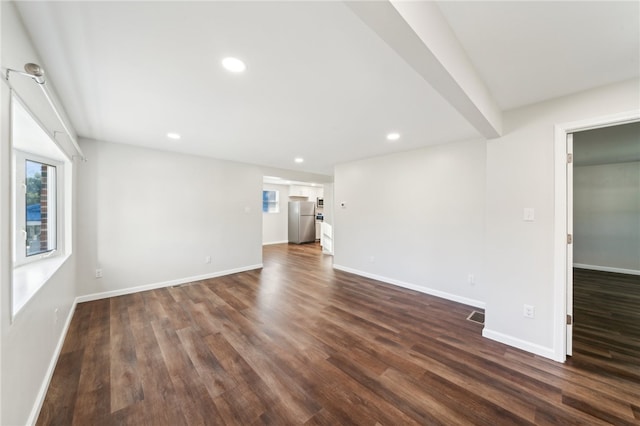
[4,64,86,161]
[4,67,38,82]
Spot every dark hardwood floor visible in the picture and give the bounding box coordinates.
[37,245,640,425]
[571,269,640,390]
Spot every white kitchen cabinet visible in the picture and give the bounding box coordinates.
[289,185,324,202]
[289,185,311,198]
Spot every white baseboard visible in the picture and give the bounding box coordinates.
[26,299,78,426]
[573,263,640,276]
[332,264,485,309]
[482,328,560,361]
[76,264,263,303]
[262,240,288,246]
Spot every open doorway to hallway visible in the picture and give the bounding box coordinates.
[568,121,640,368]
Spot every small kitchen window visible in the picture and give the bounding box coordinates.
[262,190,279,213]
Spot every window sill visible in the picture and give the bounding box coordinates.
[12,253,71,319]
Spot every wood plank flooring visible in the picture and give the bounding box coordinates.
[571,269,640,391]
[37,245,640,425]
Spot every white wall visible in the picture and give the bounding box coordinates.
[1,3,79,424]
[334,138,486,307]
[484,78,639,357]
[333,78,639,361]
[262,183,289,244]
[320,183,334,254]
[574,161,640,273]
[573,121,640,165]
[322,182,334,224]
[260,166,332,186]
[76,139,263,297]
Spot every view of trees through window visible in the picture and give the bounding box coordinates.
[25,159,56,256]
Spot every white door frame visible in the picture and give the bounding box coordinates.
[553,109,640,362]
[566,133,574,357]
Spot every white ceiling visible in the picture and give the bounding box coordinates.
[437,1,640,110]
[13,1,640,176]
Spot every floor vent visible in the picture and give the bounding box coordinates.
[467,310,485,325]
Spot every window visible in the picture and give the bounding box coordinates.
[262,190,279,213]
[11,95,72,316]
[15,154,59,261]
[25,159,57,256]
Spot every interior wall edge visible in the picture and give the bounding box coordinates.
[482,328,559,362]
[75,264,263,303]
[262,241,289,246]
[572,263,640,277]
[333,264,486,309]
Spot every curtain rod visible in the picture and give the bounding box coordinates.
[3,63,86,161]
[8,90,74,163]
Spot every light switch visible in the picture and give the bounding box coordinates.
[523,208,535,222]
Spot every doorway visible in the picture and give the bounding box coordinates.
[261,176,332,251]
[554,111,640,362]
[569,122,640,360]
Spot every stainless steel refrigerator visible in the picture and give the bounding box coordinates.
[288,201,316,244]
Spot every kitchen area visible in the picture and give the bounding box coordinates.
[262,178,332,254]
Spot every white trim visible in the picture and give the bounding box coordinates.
[333,264,485,309]
[262,240,289,246]
[573,263,640,276]
[553,109,640,362]
[26,300,78,426]
[76,264,263,303]
[566,132,574,357]
[482,328,558,361]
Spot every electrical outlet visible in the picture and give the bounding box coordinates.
[368,256,375,263]
[468,273,475,285]
[95,269,103,278]
[523,304,535,318]
[205,256,211,264]
[523,208,535,222]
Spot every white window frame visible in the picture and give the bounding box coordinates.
[262,189,279,213]
[10,93,73,318]
[13,150,63,266]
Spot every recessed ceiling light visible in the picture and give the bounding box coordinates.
[166,132,181,140]
[222,57,246,73]
[386,132,401,141]
[294,157,304,163]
